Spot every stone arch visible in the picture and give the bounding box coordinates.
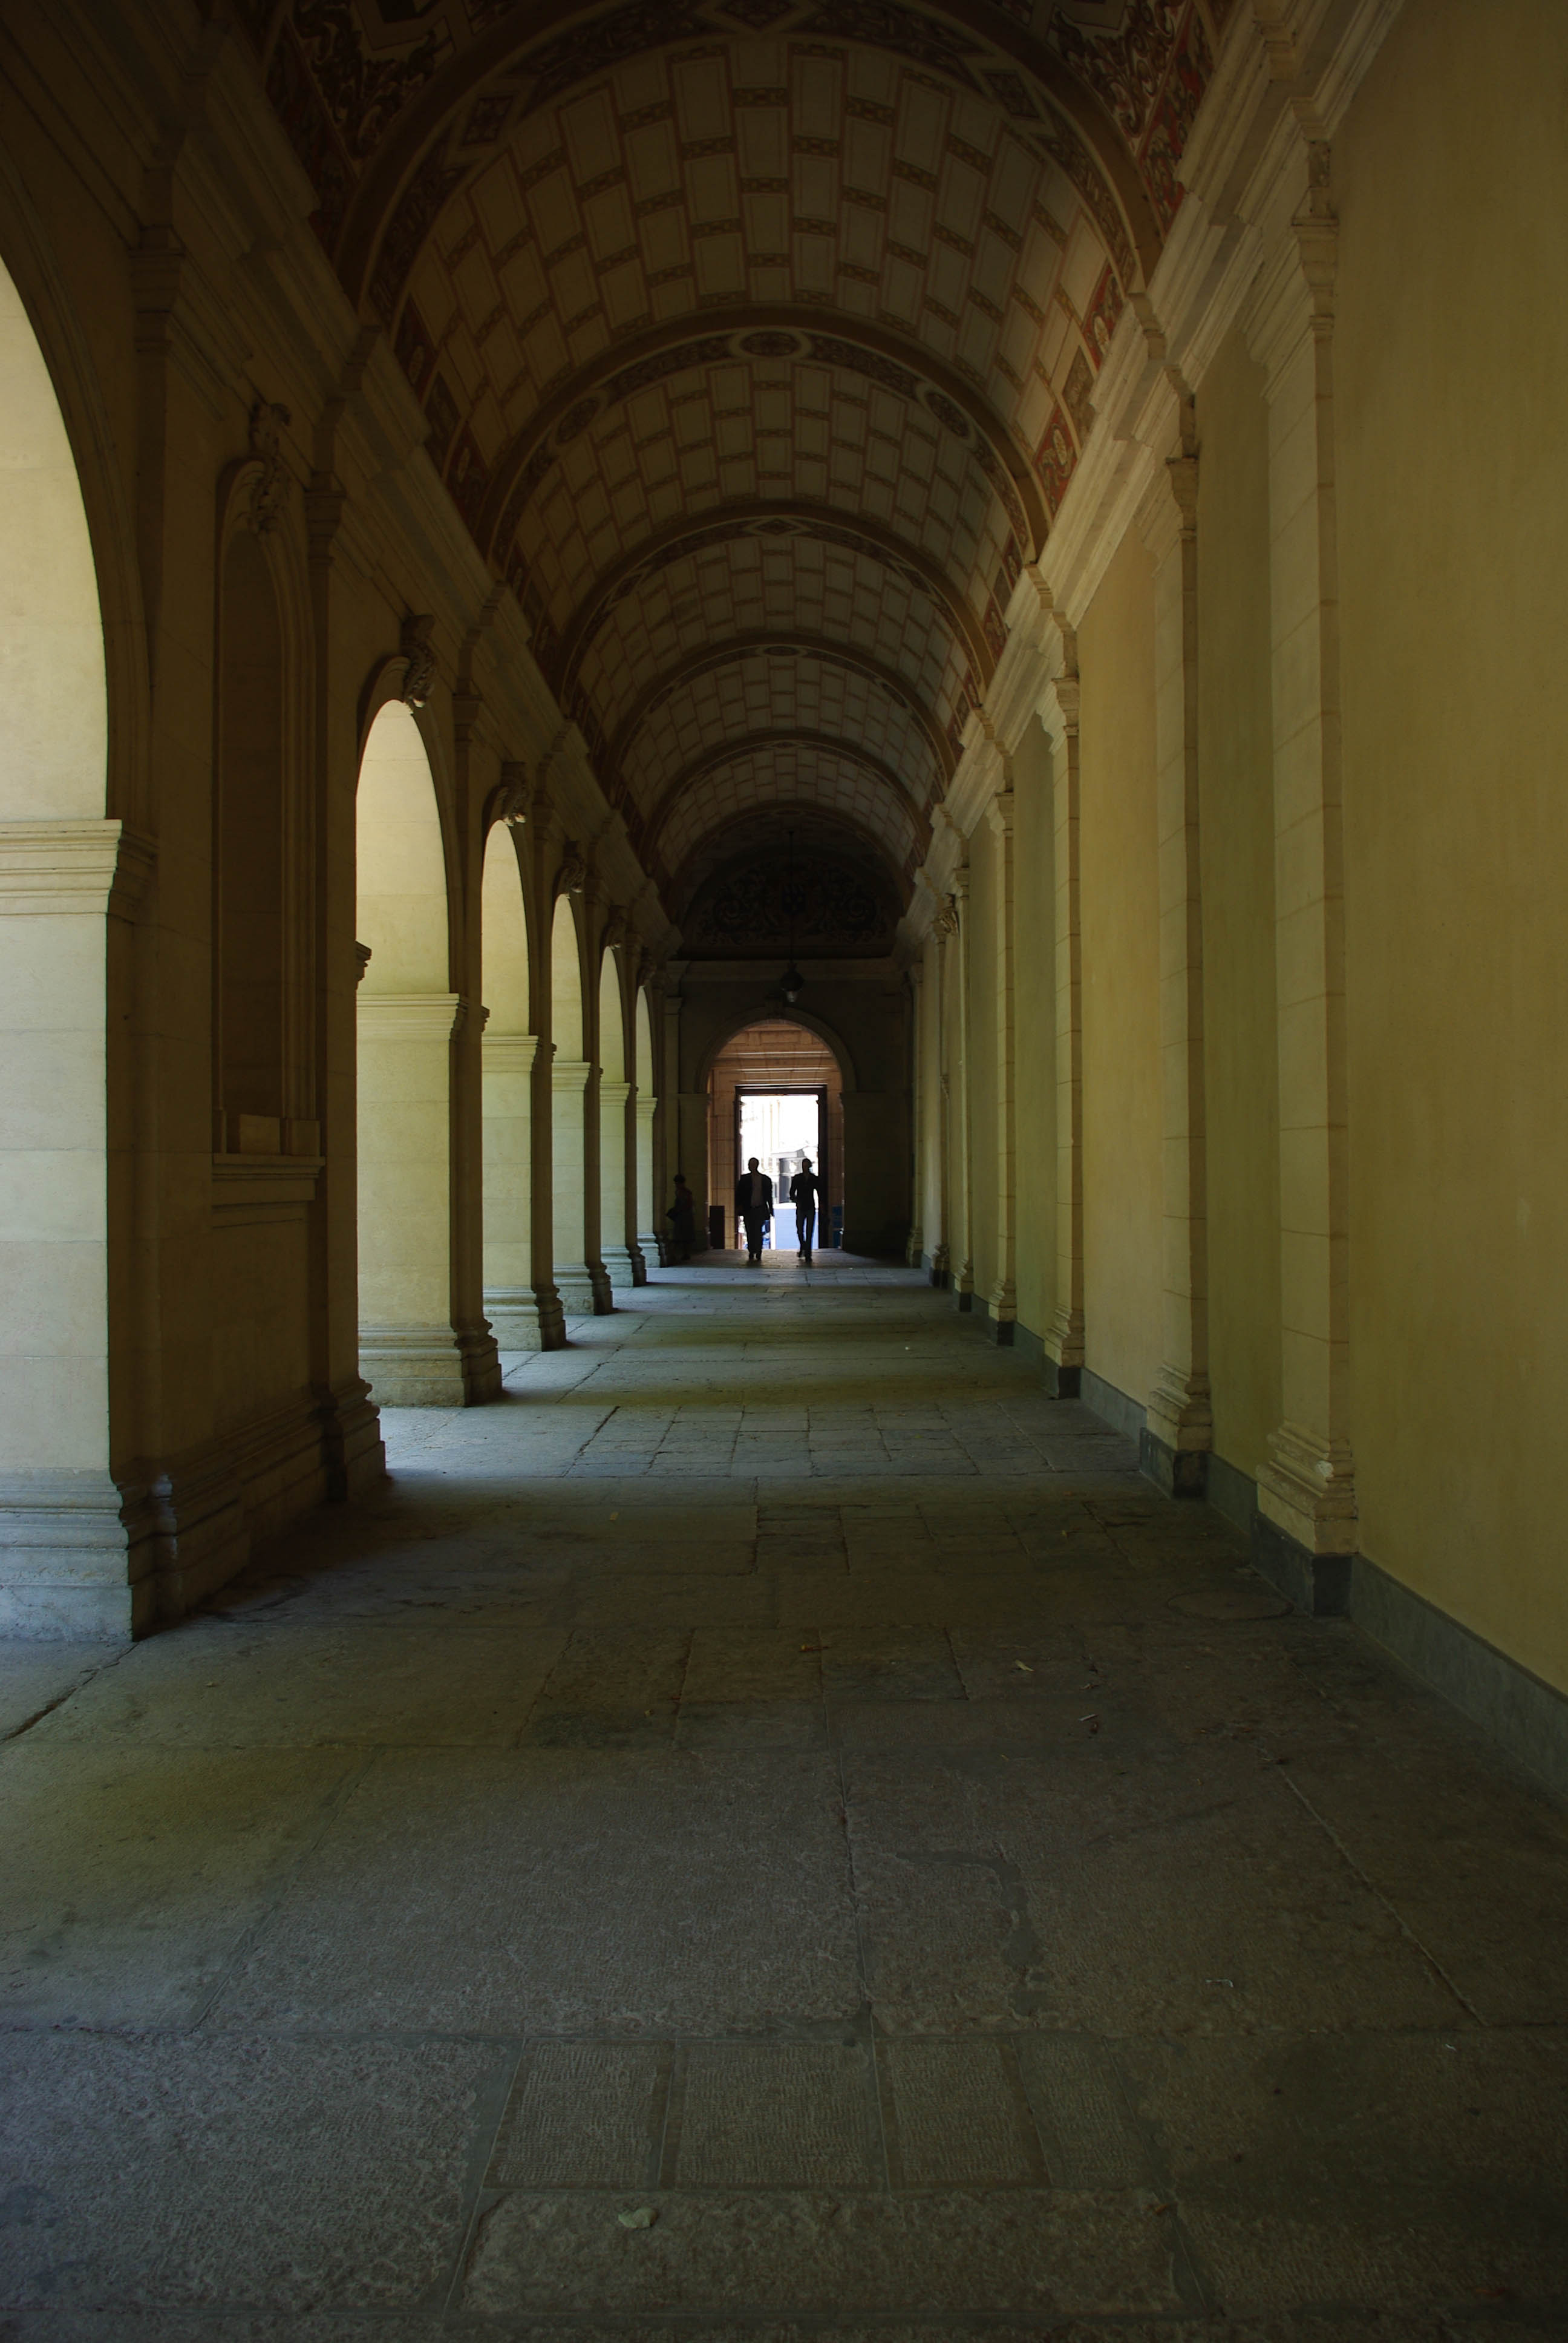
[355,700,475,1403]
[596,942,635,1288]
[549,891,603,1313]
[696,1005,858,1096]
[635,986,658,1270]
[704,1015,849,1257]
[480,822,539,1349]
[0,247,125,1630]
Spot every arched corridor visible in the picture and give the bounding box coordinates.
[3,0,1568,2321]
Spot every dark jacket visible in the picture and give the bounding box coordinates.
[735,1170,774,1217]
[789,1170,820,1210]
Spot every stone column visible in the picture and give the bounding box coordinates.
[949,857,975,1309]
[928,914,954,1285]
[1139,428,1212,1493]
[448,695,500,1398]
[304,482,382,1502]
[1244,136,1356,1611]
[528,1032,565,1350]
[0,821,154,1636]
[598,1078,638,1286]
[635,1089,659,1270]
[1039,650,1084,1396]
[357,992,499,1404]
[984,787,1017,1341]
[481,1029,543,1347]
[904,958,924,1268]
[577,935,613,1316]
[552,1057,605,1315]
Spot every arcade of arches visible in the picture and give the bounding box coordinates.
[1,0,1567,2059]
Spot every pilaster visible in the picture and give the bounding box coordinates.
[1038,647,1085,1395]
[949,859,974,1308]
[904,959,924,1268]
[984,787,1017,1341]
[1138,424,1213,1495]
[928,906,956,1285]
[1243,131,1357,1609]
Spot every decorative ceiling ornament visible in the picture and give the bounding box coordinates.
[487,761,531,830]
[246,399,293,532]
[399,612,436,706]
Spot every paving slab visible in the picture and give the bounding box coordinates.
[1,1264,1564,2328]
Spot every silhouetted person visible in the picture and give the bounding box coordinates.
[666,1172,696,1263]
[789,1155,821,1262]
[735,1155,773,1265]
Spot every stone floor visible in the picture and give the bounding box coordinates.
[2,1258,1567,2343]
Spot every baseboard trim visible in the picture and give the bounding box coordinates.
[1011,1319,1045,1368]
[1351,1555,1568,1801]
[1080,1369,1146,1443]
[1206,1450,1259,1536]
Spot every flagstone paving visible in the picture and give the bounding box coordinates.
[2,1257,1566,2339]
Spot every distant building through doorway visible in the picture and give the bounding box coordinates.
[706,1020,843,1253]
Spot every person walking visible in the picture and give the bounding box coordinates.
[734,1155,773,1265]
[666,1172,696,1263]
[789,1155,822,1263]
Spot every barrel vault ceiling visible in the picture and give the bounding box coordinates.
[246,0,1224,918]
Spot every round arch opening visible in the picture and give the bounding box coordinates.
[705,1017,844,1257]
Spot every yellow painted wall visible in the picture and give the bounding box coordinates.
[1336,0,1568,1690]
[1196,326,1281,1481]
[918,939,944,1264]
[1013,716,1057,1340]
[1080,532,1163,1408]
[967,827,999,1305]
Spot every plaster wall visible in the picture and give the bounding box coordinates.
[1334,0,1568,1694]
[916,945,942,1267]
[1079,532,1163,1411]
[1013,716,1057,1343]
[967,829,999,1307]
[1195,326,1281,1483]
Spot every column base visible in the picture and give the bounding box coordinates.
[601,1245,639,1290]
[359,1324,501,1407]
[0,1470,148,1641]
[315,1377,384,1502]
[554,1264,614,1316]
[484,1288,550,1350]
[1250,1510,1353,1615]
[989,1314,1014,1346]
[1140,1426,1208,1499]
[534,1282,567,1351]
[1042,1358,1080,1398]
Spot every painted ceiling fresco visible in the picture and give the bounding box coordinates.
[243,1,1224,910]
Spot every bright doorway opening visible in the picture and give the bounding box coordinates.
[738,1089,823,1252]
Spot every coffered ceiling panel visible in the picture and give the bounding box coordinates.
[625,649,943,819]
[660,741,922,879]
[246,0,1221,909]
[566,526,980,777]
